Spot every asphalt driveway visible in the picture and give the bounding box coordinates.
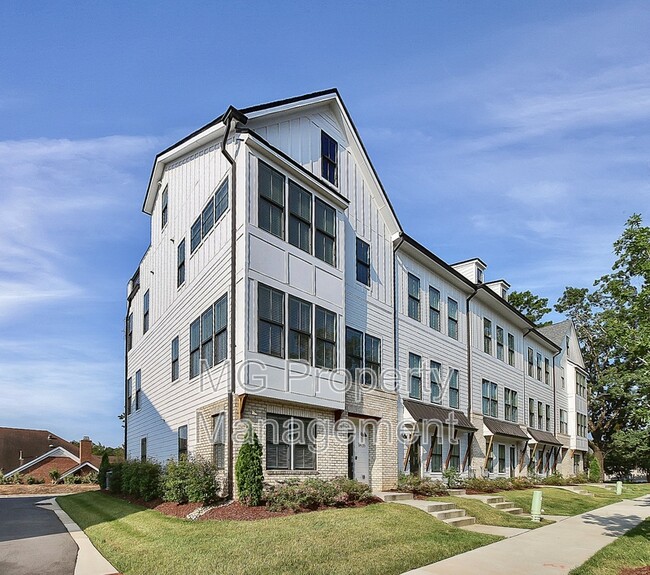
[0,496,78,575]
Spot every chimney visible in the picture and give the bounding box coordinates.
[79,436,92,463]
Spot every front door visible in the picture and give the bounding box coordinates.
[352,424,370,484]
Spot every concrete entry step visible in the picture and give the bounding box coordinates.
[502,507,524,515]
[444,516,476,527]
[491,501,512,509]
[375,492,413,502]
[447,488,467,496]
[425,501,457,512]
[431,509,466,520]
[486,497,506,505]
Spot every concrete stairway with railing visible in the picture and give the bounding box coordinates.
[374,492,476,527]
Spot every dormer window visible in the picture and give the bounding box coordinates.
[321,131,338,186]
[476,268,484,284]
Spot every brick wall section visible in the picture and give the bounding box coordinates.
[22,457,76,482]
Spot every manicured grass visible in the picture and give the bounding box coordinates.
[570,517,650,575]
[617,483,650,499]
[58,492,501,575]
[495,488,621,516]
[434,496,553,529]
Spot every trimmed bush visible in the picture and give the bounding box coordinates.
[98,452,110,489]
[235,427,264,506]
[108,460,162,501]
[589,459,602,482]
[397,474,448,496]
[541,472,566,486]
[162,457,220,505]
[265,477,374,512]
[510,476,537,490]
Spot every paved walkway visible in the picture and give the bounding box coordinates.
[403,495,650,575]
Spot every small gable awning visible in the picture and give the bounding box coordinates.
[527,428,563,446]
[402,399,477,431]
[483,417,529,440]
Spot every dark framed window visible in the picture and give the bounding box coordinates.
[529,398,535,427]
[126,313,133,351]
[135,370,141,410]
[496,326,504,361]
[487,443,494,473]
[201,306,214,372]
[143,290,150,334]
[482,380,498,417]
[288,181,312,253]
[202,197,215,237]
[189,318,200,379]
[483,318,492,354]
[429,287,440,331]
[321,131,338,185]
[429,439,443,472]
[576,372,587,397]
[527,347,534,377]
[430,361,441,403]
[212,413,225,469]
[356,238,370,286]
[315,306,337,369]
[504,388,518,422]
[215,180,228,221]
[536,352,542,381]
[161,187,168,229]
[314,199,336,266]
[544,357,551,385]
[177,238,186,287]
[507,333,515,366]
[288,296,312,362]
[449,442,460,471]
[171,336,179,381]
[178,425,188,459]
[448,298,458,340]
[409,353,422,399]
[407,273,420,320]
[140,437,147,462]
[498,444,506,473]
[214,295,228,364]
[545,404,551,432]
[560,409,568,434]
[266,414,316,470]
[449,369,460,408]
[126,377,132,415]
[365,334,381,385]
[345,328,363,382]
[538,401,543,429]
[258,160,285,239]
[258,284,285,357]
[191,216,201,253]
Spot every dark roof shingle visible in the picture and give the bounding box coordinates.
[527,428,563,446]
[482,418,529,440]
[402,400,477,431]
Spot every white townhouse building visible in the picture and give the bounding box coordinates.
[125,89,588,496]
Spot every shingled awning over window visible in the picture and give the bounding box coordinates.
[483,417,529,440]
[527,428,563,446]
[402,399,477,431]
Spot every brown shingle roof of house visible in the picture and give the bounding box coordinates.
[0,427,79,473]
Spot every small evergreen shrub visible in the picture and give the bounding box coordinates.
[397,474,448,496]
[49,469,61,484]
[265,477,374,512]
[98,452,110,488]
[589,459,602,482]
[541,472,566,486]
[26,476,44,485]
[235,427,264,506]
[162,458,190,503]
[108,462,123,493]
[511,476,536,490]
[108,460,162,500]
[330,477,373,503]
[442,468,462,488]
[463,477,502,493]
[162,457,220,505]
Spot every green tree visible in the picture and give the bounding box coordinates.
[555,214,650,470]
[508,290,552,326]
[605,429,650,480]
[588,458,602,482]
[235,427,263,506]
[98,452,110,488]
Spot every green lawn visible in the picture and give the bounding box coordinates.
[58,492,501,575]
[495,488,622,516]
[434,496,553,529]
[570,517,650,575]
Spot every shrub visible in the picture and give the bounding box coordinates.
[162,457,220,505]
[49,469,60,484]
[26,476,43,485]
[330,477,373,503]
[64,475,81,485]
[162,458,189,503]
[108,462,123,493]
[511,476,536,490]
[463,477,501,493]
[589,459,602,482]
[108,460,162,501]
[235,427,264,506]
[541,472,566,486]
[265,477,374,512]
[83,472,99,485]
[98,453,110,489]
[397,474,448,496]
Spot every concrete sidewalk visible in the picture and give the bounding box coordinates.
[403,495,650,575]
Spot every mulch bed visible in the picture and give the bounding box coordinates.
[620,568,650,575]
[199,501,294,521]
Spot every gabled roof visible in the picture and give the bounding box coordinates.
[0,427,79,474]
[4,446,79,477]
[59,461,100,480]
[537,319,572,348]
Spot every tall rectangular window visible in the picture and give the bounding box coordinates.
[200,306,214,372]
[365,334,381,385]
[161,187,168,228]
[126,377,132,415]
[498,444,506,473]
[321,131,338,185]
[529,398,535,427]
[545,404,551,431]
[189,318,200,379]
[191,216,201,253]
[288,181,312,253]
[576,371,587,397]
[449,442,460,471]
[346,327,363,382]
[126,313,133,351]
[140,437,147,462]
[143,290,150,334]
[135,370,142,411]
[527,347,534,377]
[177,238,186,287]
[202,197,214,237]
[504,388,518,422]
[288,296,312,362]
[429,287,440,331]
[258,284,284,358]
[538,401,543,429]
[214,295,228,364]
[314,199,336,266]
[429,440,443,472]
[178,425,188,459]
[356,238,370,286]
[315,306,337,369]
[536,352,542,381]
[212,413,225,469]
[496,326,504,361]
[171,336,179,381]
[560,409,568,434]
[544,357,551,385]
[482,380,498,417]
[215,180,228,221]
[430,361,441,403]
[449,369,460,409]
[258,161,285,239]
[407,274,420,320]
[409,353,422,400]
[483,318,492,354]
[448,298,458,340]
[507,333,515,366]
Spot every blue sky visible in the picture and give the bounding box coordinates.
[1,1,648,447]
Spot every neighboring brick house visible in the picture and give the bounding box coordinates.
[0,428,101,482]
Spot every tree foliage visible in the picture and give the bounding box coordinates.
[508,290,552,326]
[555,214,650,466]
[605,429,650,479]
